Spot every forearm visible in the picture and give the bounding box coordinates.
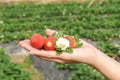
[93,50,120,80]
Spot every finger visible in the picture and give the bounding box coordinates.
[29,49,73,61]
[18,40,34,51]
[39,57,71,64]
[30,49,60,58]
[45,28,58,36]
[29,49,74,64]
[19,39,30,45]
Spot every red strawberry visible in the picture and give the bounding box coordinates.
[44,36,57,50]
[63,35,75,48]
[30,34,44,49]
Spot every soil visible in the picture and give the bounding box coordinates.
[10,55,43,80]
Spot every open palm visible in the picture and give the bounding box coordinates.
[19,29,98,65]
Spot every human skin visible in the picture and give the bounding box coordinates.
[19,29,120,80]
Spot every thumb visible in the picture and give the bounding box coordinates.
[45,28,58,36]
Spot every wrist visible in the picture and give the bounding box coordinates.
[91,49,120,80]
[89,49,104,67]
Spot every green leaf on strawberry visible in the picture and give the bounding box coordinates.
[52,32,58,38]
[74,34,81,42]
[56,48,63,54]
[65,48,73,53]
[75,42,83,48]
[52,31,64,38]
[74,34,83,47]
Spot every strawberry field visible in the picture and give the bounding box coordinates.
[0,0,120,80]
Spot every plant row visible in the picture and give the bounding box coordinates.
[1,13,120,29]
[0,49,31,80]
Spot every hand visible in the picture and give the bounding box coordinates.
[19,29,98,65]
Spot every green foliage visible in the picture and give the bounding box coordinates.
[97,41,120,57]
[0,49,31,80]
[56,64,106,80]
[0,1,120,42]
[0,0,120,80]
[23,56,32,68]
